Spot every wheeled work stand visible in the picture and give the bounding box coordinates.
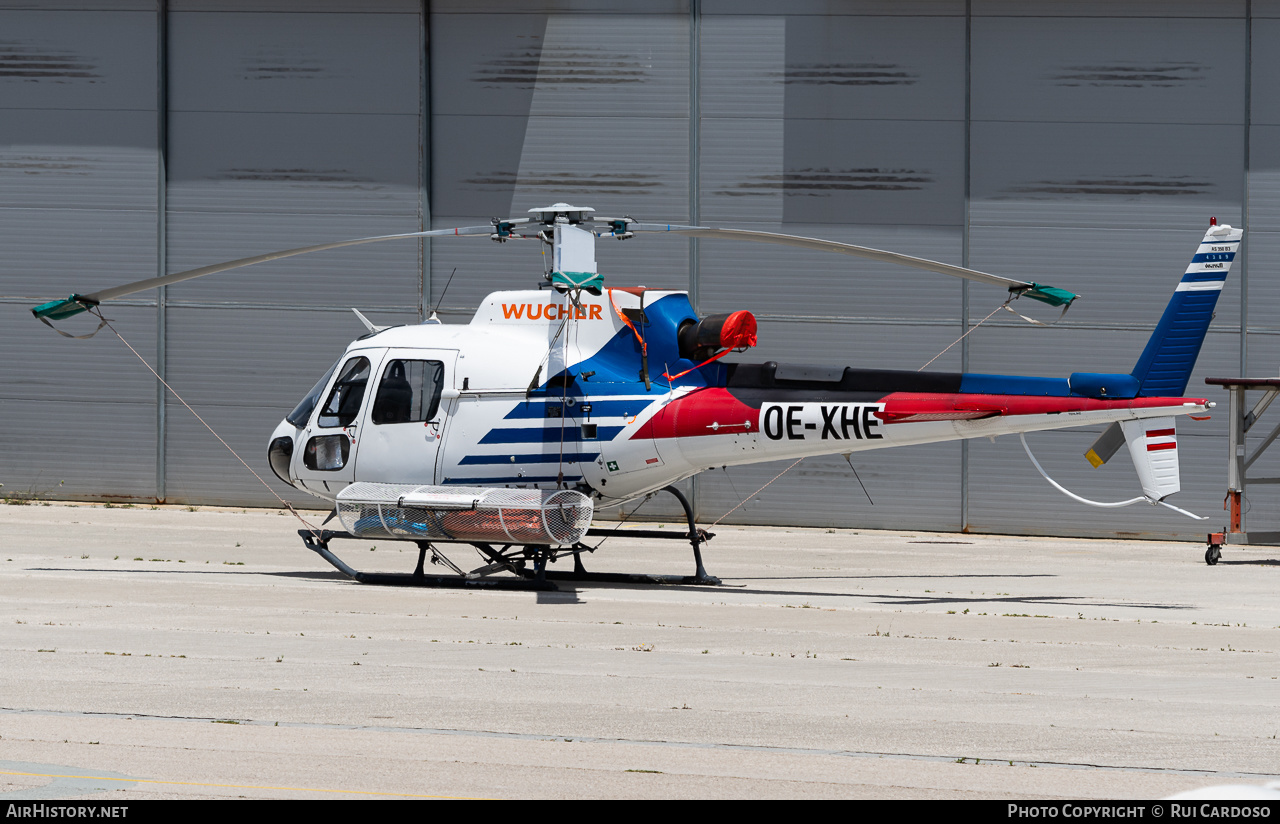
[1203,377,1280,564]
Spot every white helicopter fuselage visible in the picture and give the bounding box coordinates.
[270,286,1209,510]
[30,205,1236,572]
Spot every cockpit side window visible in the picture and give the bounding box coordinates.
[286,358,340,428]
[371,360,444,424]
[317,356,371,428]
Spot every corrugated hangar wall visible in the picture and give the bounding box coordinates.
[2,0,1277,540]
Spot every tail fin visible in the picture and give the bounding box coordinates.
[1123,416,1203,518]
[1120,416,1180,501]
[1131,220,1243,397]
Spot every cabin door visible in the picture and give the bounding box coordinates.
[353,349,459,485]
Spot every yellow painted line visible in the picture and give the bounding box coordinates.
[0,769,489,799]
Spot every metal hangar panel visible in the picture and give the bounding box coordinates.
[4,0,1274,540]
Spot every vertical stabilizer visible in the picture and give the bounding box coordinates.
[1132,221,1243,397]
[1121,417,1181,501]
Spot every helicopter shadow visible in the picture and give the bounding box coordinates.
[711,586,1190,610]
[523,574,1190,611]
[21,568,1193,611]
[266,570,358,581]
[27,566,289,576]
[536,588,583,604]
[26,566,352,583]
[728,573,1056,582]
[864,593,1190,610]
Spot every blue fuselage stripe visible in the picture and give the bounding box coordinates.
[958,373,1072,396]
[479,426,625,445]
[460,452,600,465]
[442,476,583,485]
[502,400,648,420]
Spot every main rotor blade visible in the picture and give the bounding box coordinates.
[624,224,1034,292]
[82,225,502,304]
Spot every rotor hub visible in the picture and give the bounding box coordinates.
[528,203,595,226]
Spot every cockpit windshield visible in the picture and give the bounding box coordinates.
[285,358,340,428]
[317,356,372,428]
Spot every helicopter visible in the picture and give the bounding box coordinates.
[32,204,1242,587]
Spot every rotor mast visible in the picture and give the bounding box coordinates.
[523,203,601,293]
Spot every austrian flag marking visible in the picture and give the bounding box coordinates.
[1146,427,1177,452]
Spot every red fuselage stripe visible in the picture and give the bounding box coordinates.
[878,392,1207,421]
[630,388,761,440]
[631,388,1204,441]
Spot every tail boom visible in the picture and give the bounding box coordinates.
[631,385,1208,471]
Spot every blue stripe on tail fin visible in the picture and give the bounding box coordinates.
[1132,221,1243,397]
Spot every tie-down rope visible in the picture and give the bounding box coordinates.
[90,308,324,537]
[1019,433,1204,520]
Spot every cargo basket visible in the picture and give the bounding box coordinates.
[336,483,593,545]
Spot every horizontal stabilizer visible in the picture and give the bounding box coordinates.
[1085,421,1125,468]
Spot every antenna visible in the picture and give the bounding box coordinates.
[428,268,457,322]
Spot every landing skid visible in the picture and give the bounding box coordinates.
[301,530,557,590]
[299,485,721,589]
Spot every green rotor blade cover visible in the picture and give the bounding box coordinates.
[31,295,92,321]
[1021,283,1078,308]
[551,271,604,291]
